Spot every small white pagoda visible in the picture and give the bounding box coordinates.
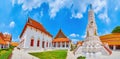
[74,4,112,56]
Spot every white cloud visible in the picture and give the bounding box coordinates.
[92,0,106,14]
[71,39,80,44]
[40,11,43,17]
[12,35,20,42]
[69,33,80,37]
[9,21,15,28]
[98,30,110,36]
[3,32,10,35]
[15,0,111,23]
[12,0,15,6]
[49,0,66,18]
[115,7,118,11]
[81,34,86,38]
[19,0,46,11]
[98,13,110,24]
[71,13,83,19]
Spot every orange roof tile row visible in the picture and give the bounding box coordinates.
[100,33,120,45]
[20,18,52,38]
[102,41,120,45]
[10,42,19,47]
[52,38,70,42]
[100,33,120,39]
[76,33,120,46]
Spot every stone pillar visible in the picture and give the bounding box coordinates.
[49,42,51,48]
[56,42,58,48]
[46,41,47,48]
[44,41,46,49]
[68,42,70,48]
[113,45,116,50]
[34,38,37,48]
[60,42,62,48]
[48,42,49,48]
[65,42,66,48]
[52,43,53,48]
[40,40,42,49]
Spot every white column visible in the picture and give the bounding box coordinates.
[50,42,52,48]
[65,42,66,48]
[48,42,49,48]
[56,42,58,48]
[68,42,70,48]
[113,45,116,50]
[34,38,37,48]
[40,40,42,49]
[50,42,51,48]
[44,41,46,49]
[53,43,54,48]
[60,42,62,48]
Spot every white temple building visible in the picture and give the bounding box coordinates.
[52,29,71,49]
[18,18,53,50]
[74,4,112,56]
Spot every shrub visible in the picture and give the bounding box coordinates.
[70,44,76,51]
[77,56,86,59]
[112,26,120,33]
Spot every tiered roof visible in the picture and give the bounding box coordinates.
[100,33,120,45]
[76,41,83,46]
[0,32,11,45]
[4,33,12,42]
[52,29,70,42]
[20,18,52,38]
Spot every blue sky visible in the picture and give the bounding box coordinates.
[0,0,120,43]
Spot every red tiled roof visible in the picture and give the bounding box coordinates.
[20,18,53,38]
[0,33,6,45]
[54,29,67,39]
[52,38,70,42]
[53,29,70,42]
[76,41,83,46]
[3,34,12,42]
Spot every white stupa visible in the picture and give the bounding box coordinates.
[74,4,112,56]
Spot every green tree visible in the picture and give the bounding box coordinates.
[112,26,120,33]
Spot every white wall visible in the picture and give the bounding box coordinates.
[19,26,53,49]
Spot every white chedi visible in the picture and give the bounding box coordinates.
[74,4,112,56]
[82,36,103,53]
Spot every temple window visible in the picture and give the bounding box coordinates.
[30,39,34,47]
[37,40,40,47]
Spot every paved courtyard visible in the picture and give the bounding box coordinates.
[11,48,120,59]
[67,50,120,59]
[11,48,39,59]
